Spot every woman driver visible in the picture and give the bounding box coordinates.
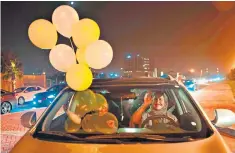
[129,91,178,128]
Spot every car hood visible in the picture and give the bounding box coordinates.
[10,132,231,153]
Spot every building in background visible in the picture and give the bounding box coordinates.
[123,53,134,78]
[123,53,154,78]
[1,73,46,92]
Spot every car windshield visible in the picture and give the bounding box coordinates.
[37,84,210,141]
[14,87,26,93]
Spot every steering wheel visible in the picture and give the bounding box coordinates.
[140,115,179,128]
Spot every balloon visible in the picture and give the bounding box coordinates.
[76,48,88,66]
[67,110,82,125]
[82,114,96,133]
[72,18,100,48]
[66,64,93,91]
[85,40,113,69]
[69,90,97,117]
[28,19,57,49]
[65,117,81,133]
[49,44,76,72]
[92,112,118,134]
[95,94,108,115]
[52,5,79,38]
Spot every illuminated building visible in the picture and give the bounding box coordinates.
[123,53,153,77]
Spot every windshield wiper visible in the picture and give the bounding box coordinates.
[37,131,84,141]
[37,131,123,144]
[86,134,193,142]
[86,133,165,140]
[37,131,193,143]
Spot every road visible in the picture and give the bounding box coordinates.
[1,82,235,153]
[192,82,235,152]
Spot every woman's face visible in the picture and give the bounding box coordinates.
[152,95,165,110]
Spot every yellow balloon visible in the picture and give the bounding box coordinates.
[69,90,97,117]
[28,19,57,49]
[65,118,81,133]
[92,112,118,134]
[82,114,96,133]
[66,64,93,91]
[72,18,100,48]
[95,94,108,114]
[76,48,88,66]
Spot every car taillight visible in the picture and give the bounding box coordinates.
[13,93,18,97]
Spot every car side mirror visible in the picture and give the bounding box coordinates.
[212,109,235,128]
[21,111,37,128]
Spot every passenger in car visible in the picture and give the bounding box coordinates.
[129,91,178,128]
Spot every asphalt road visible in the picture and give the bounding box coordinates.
[10,101,46,113]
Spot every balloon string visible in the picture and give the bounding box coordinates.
[69,38,75,52]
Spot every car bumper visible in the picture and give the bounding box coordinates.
[33,98,53,107]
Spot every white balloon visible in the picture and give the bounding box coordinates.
[85,40,113,69]
[52,5,79,38]
[49,44,76,72]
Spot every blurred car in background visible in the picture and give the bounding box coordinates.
[183,79,197,91]
[14,86,46,105]
[1,89,17,114]
[33,84,67,107]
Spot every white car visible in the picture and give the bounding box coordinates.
[14,86,46,105]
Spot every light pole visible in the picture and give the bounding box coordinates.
[189,69,195,73]
[200,69,203,79]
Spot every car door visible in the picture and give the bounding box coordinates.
[23,87,37,101]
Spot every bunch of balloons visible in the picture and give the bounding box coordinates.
[65,90,118,134]
[28,5,113,91]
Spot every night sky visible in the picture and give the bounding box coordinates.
[2,1,235,76]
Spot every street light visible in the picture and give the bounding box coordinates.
[71,1,74,5]
[189,69,195,73]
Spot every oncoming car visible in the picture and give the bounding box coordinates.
[33,84,67,107]
[183,79,197,91]
[11,78,235,153]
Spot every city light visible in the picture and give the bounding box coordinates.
[189,69,195,73]
[48,95,55,99]
[71,1,74,5]
[126,55,131,59]
[109,72,119,78]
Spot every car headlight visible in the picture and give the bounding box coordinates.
[47,95,55,99]
[188,84,195,88]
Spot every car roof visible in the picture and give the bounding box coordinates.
[91,77,178,88]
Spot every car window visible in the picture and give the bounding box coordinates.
[14,87,27,93]
[1,90,7,94]
[47,86,58,92]
[58,85,66,91]
[41,85,206,139]
[25,87,37,92]
[36,87,42,91]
